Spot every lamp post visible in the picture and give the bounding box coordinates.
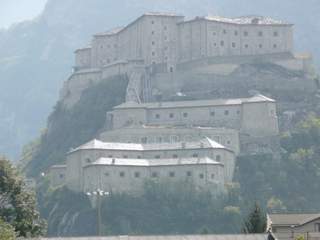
[86,189,109,236]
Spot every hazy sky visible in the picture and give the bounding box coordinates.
[0,0,47,29]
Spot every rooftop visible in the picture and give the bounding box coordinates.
[182,15,291,26]
[69,137,229,154]
[114,94,275,110]
[28,234,272,240]
[268,213,320,226]
[94,27,125,37]
[85,157,223,168]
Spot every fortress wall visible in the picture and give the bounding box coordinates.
[83,163,225,195]
[75,48,92,69]
[241,101,279,137]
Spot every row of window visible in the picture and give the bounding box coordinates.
[217,29,279,37]
[104,171,216,179]
[154,109,240,120]
[219,41,279,49]
[86,154,221,162]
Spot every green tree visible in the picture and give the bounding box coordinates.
[0,218,16,240]
[0,157,46,237]
[242,203,267,233]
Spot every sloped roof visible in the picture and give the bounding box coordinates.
[114,95,275,110]
[85,157,223,168]
[268,213,320,226]
[69,137,230,154]
[29,234,271,240]
[181,15,291,26]
[94,27,125,37]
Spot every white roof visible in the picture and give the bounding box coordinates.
[85,157,223,168]
[114,95,275,110]
[69,137,229,154]
[183,15,291,26]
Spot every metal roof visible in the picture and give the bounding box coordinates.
[69,137,229,154]
[29,233,271,240]
[268,213,320,226]
[84,157,223,168]
[113,95,275,110]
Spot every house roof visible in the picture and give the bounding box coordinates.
[180,15,292,26]
[85,156,223,168]
[268,213,320,226]
[30,234,271,240]
[69,137,230,154]
[113,94,275,110]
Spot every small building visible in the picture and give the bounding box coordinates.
[268,213,320,240]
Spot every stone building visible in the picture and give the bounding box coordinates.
[48,165,66,188]
[65,138,235,193]
[83,157,225,195]
[106,94,278,137]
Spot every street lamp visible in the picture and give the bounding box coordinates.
[86,189,110,236]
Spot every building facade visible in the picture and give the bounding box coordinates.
[106,94,279,137]
[65,138,235,193]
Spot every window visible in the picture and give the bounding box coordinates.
[137,156,142,159]
[192,153,199,158]
[173,154,178,158]
[86,158,91,163]
[259,44,263,49]
[224,110,229,115]
[234,30,238,36]
[273,31,278,37]
[213,32,217,36]
[141,137,147,143]
[104,172,109,177]
[100,45,104,49]
[151,31,155,35]
[151,20,155,24]
[120,172,125,177]
[155,114,160,119]
[187,171,192,177]
[237,110,240,115]
[232,42,236,48]
[108,155,113,158]
[169,172,175,177]
[223,29,227,34]
[164,26,167,30]
[164,36,168,41]
[244,31,248,36]
[213,42,217,47]
[210,111,215,117]
[152,51,156,56]
[183,112,188,118]
[152,172,158,178]
[199,173,204,179]
[211,174,215,179]
[169,113,174,118]
[258,31,263,37]
[123,155,128,159]
[273,44,277,49]
[155,155,161,159]
[315,223,320,232]
[152,41,155,45]
[134,172,140,178]
[227,140,231,145]
[164,46,168,51]
[220,40,225,47]
[59,174,64,179]
[244,44,249,49]
[216,155,221,162]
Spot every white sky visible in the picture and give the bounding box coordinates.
[0,0,47,29]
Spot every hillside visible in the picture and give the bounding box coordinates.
[1,0,320,158]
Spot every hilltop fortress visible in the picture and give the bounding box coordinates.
[60,12,315,108]
[50,13,315,196]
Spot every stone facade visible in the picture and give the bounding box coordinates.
[48,165,66,188]
[83,157,225,195]
[65,138,235,193]
[106,94,279,137]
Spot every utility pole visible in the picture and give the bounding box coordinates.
[87,189,109,236]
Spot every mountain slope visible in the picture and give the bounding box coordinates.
[0,0,319,158]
